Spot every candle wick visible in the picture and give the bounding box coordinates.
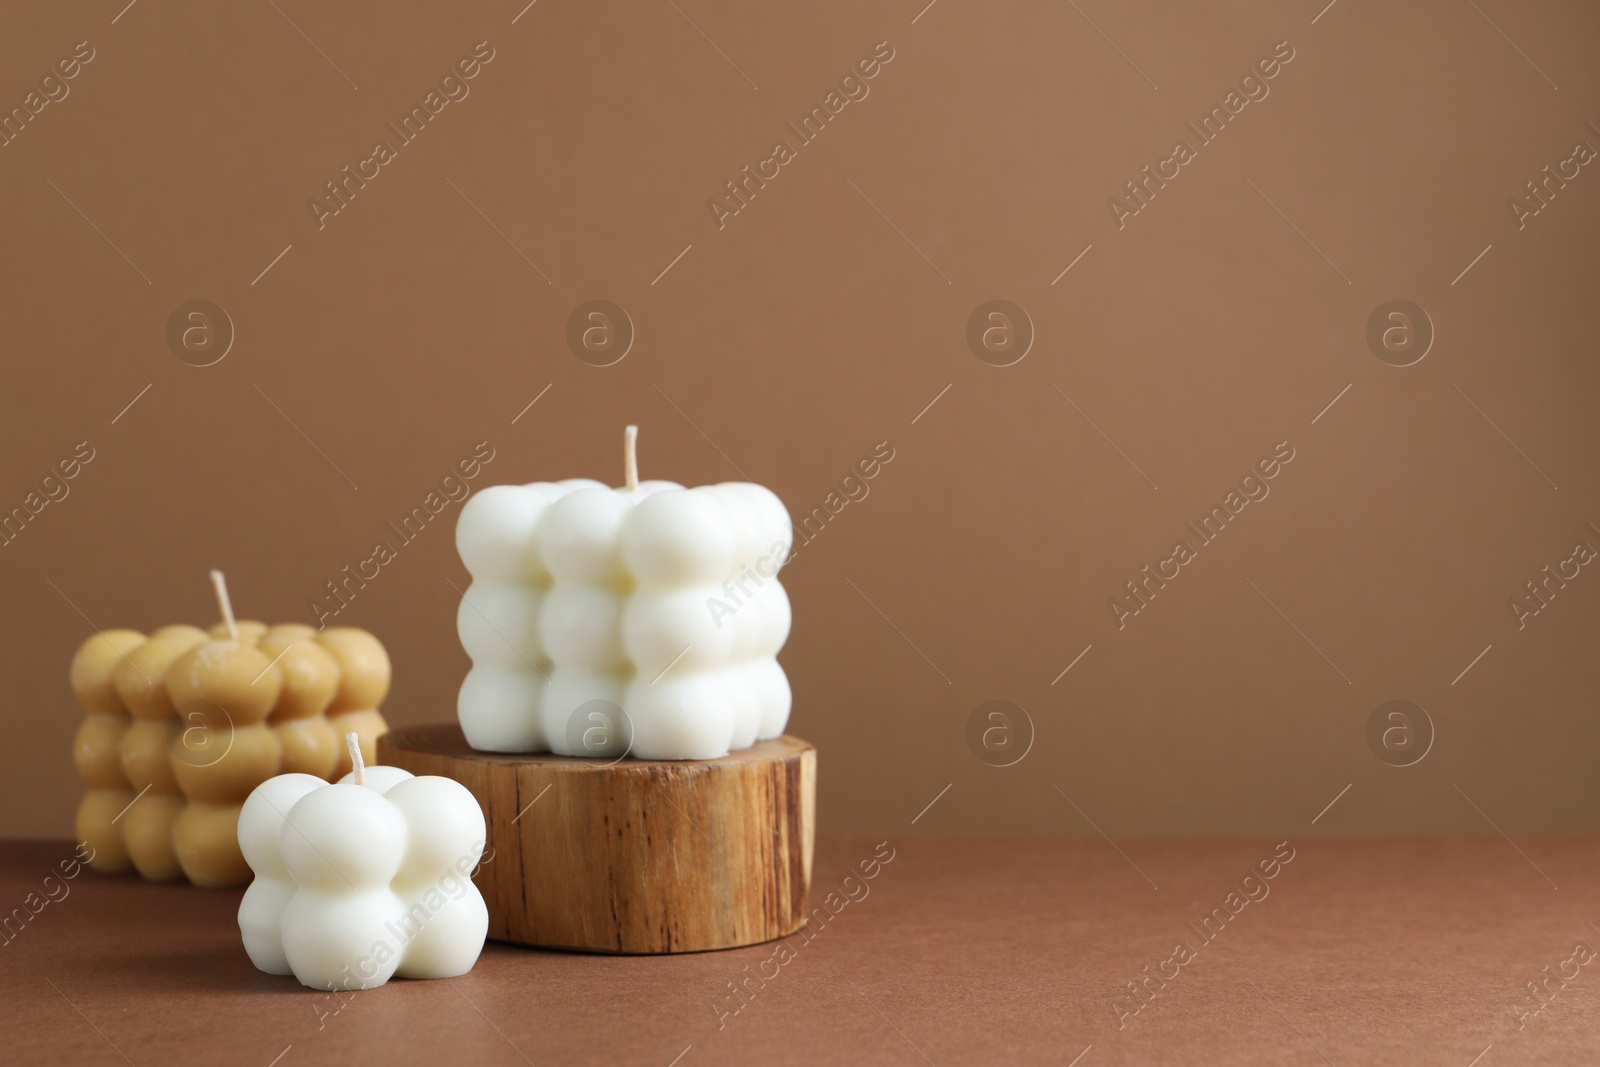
[346,731,365,787]
[209,569,238,641]
[623,424,639,492]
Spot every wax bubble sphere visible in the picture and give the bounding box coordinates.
[454,475,793,760]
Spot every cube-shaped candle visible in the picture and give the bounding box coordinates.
[66,573,393,887]
[454,427,793,760]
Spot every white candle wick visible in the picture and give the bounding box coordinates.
[623,425,639,492]
[346,732,365,787]
[210,569,239,642]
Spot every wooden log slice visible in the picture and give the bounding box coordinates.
[378,724,815,954]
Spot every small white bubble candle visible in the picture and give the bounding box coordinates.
[237,734,488,990]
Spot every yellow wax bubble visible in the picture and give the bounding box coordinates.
[74,791,134,873]
[317,628,391,712]
[258,641,339,722]
[121,794,185,881]
[69,629,146,716]
[171,724,283,805]
[167,639,281,725]
[174,803,252,887]
[275,719,338,779]
[120,721,181,794]
[113,626,207,722]
[73,717,130,789]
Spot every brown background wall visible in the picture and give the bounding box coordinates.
[3,0,1596,841]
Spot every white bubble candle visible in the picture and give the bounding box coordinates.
[237,734,488,990]
[455,426,793,760]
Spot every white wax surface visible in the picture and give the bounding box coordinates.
[455,479,793,759]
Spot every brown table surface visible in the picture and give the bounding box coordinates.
[2,835,1597,1066]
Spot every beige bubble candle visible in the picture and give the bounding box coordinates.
[66,571,393,887]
